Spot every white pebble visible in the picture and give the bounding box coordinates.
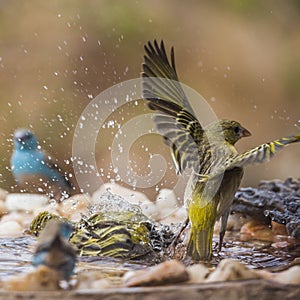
[6,193,49,212]
[273,266,300,285]
[0,221,23,237]
[92,183,156,218]
[206,258,261,282]
[187,264,210,283]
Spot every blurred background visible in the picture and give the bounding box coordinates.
[0,0,299,201]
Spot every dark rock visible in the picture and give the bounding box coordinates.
[232,178,300,238]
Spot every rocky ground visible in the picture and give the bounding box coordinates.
[0,179,299,297]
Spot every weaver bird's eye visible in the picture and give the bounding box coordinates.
[234,126,240,134]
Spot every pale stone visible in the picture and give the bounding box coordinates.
[33,203,60,217]
[240,220,274,242]
[89,278,112,289]
[0,188,8,201]
[6,193,49,212]
[273,266,300,285]
[187,264,210,283]
[256,266,300,285]
[271,221,287,236]
[155,189,187,223]
[123,260,189,287]
[1,211,35,230]
[93,183,156,218]
[76,270,113,290]
[215,213,250,234]
[255,269,274,280]
[0,199,8,216]
[161,206,187,224]
[271,241,291,249]
[1,211,31,224]
[0,220,23,237]
[58,193,91,221]
[206,258,262,282]
[4,265,60,291]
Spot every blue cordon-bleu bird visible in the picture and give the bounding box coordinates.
[32,220,76,282]
[10,128,74,201]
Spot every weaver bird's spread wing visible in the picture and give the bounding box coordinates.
[198,133,300,182]
[142,40,205,174]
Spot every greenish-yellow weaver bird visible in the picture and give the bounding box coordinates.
[142,39,300,261]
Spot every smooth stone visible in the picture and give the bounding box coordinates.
[6,193,49,212]
[206,258,262,282]
[92,183,157,218]
[214,213,251,234]
[123,260,189,287]
[4,265,60,291]
[58,194,91,221]
[76,271,112,290]
[240,220,274,242]
[273,266,300,285]
[187,264,210,283]
[0,188,8,201]
[271,221,287,236]
[0,200,8,216]
[2,279,300,299]
[155,189,187,223]
[0,220,23,237]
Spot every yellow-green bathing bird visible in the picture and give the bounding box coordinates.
[70,211,156,260]
[29,211,72,236]
[142,39,300,261]
[29,211,173,262]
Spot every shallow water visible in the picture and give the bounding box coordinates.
[0,236,151,282]
[0,237,34,280]
[0,232,298,281]
[215,233,298,270]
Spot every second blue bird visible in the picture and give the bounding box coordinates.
[11,128,74,201]
[32,220,77,281]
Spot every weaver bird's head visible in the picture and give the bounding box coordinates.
[207,119,251,145]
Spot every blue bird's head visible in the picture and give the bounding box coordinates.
[13,128,39,151]
[59,222,74,240]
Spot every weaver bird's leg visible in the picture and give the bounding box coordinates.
[218,208,230,251]
[168,217,189,256]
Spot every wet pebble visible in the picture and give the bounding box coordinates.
[0,200,8,216]
[76,270,113,289]
[33,203,60,217]
[214,213,250,234]
[0,220,23,237]
[58,193,91,221]
[0,188,8,201]
[6,193,49,212]
[206,259,261,282]
[0,211,35,235]
[4,265,61,291]
[271,240,291,249]
[92,184,157,218]
[155,189,187,224]
[186,264,210,283]
[257,265,300,285]
[273,266,300,285]
[240,220,274,242]
[123,260,189,287]
[271,221,287,236]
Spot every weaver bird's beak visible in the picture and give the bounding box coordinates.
[241,128,251,138]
